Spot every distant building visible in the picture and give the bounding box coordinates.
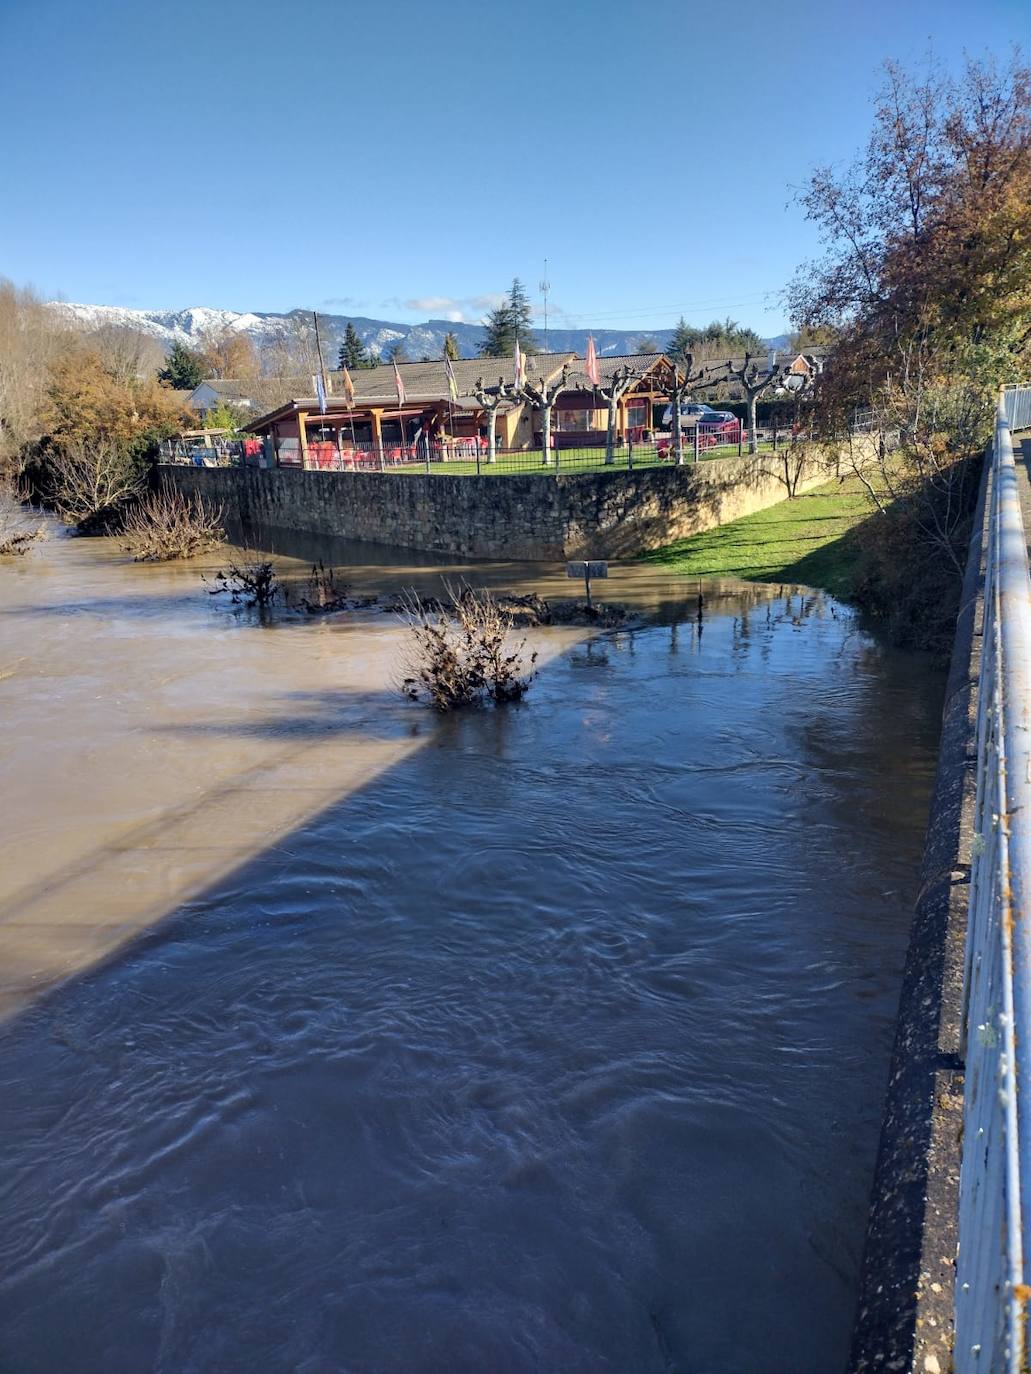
[239,352,680,466]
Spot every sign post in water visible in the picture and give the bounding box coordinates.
[566,560,608,610]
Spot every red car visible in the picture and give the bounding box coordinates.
[658,415,741,457]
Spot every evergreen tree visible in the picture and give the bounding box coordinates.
[385,341,408,364]
[338,321,371,371]
[443,332,461,361]
[667,317,697,361]
[479,278,538,357]
[158,341,204,390]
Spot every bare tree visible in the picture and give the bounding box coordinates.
[723,353,783,454]
[472,376,518,464]
[0,281,70,472]
[46,438,145,526]
[515,361,571,466]
[650,353,713,464]
[0,477,45,555]
[589,363,642,465]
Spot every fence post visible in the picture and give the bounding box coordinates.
[693,427,700,463]
[738,428,743,458]
[627,436,634,470]
[475,445,481,476]
[773,425,778,453]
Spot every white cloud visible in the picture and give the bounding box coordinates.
[404,295,456,312]
[399,291,507,321]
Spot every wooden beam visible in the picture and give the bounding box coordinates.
[370,408,384,469]
[297,410,309,469]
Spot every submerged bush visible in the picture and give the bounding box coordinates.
[399,584,538,711]
[206,558,280,608]
[0,478,45,556]
[121,487,225,561]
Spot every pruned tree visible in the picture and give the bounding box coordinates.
[443,332,461,361]
[472,375,518,464]
[651,353,712,464]
[723,353,783,453]
[515,361,571,466]
[589,363,643,465]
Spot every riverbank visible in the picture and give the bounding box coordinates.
[643,474,872,598]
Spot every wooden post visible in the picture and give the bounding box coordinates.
[370,408,384,469]
[297,410,309,469]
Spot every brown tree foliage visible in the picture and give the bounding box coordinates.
[40,349,190,454]
[197,327,260,380]
[787,53,1031,647]
[790,52,1031,433]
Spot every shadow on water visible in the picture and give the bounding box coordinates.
[0,526,946,1374]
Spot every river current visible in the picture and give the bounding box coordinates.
[0,528,943,1373]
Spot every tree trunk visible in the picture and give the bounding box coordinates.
[487,409,497,464]
[606,399,618,465]
[542,405,553,466]
[673,393,684,466]
[748,395,758,455]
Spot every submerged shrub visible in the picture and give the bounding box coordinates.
[399,583,538,711]
[0,478,45,556]
[121,487,224,561]
[206,558,280,608]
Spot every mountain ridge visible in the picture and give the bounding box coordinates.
[47,301,791,363]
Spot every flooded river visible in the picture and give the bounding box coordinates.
[0,527,943,1373]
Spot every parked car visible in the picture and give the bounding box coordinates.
[660,402,716,428]
[688,415,741,450]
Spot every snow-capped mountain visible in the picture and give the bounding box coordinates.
[46,301,785,362]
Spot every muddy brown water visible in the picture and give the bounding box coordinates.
[0,525,944,1373]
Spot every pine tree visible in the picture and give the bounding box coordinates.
[479,278,538,358]
[667,317,698,361]
[338,321,371,371]
[158,341,204,390]
[443,332,461,361]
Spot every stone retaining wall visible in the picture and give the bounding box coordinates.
[162,446,852,562]
[849,449,989,1373]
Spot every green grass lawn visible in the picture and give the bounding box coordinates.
[645,475,875,598]
[391,441,777,477]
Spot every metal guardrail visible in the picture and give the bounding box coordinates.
[1003,386,1031,433]
[957,396,1031,1371]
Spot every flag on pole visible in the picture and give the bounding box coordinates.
[393,361,406,406]
[342,366,355,407]
[314,373,328,415]
[444,353,459,403]
[585,335,600,387]
[514,339,525,390]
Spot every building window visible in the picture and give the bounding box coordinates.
[554,408,599,432]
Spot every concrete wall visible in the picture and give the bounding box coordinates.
[162,445,848,562]
[849,448,989,1373]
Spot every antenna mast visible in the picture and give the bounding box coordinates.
[539,259,550,352]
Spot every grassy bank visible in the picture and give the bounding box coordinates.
[645,475,873,599]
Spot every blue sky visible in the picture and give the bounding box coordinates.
[0,0,1025,336]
